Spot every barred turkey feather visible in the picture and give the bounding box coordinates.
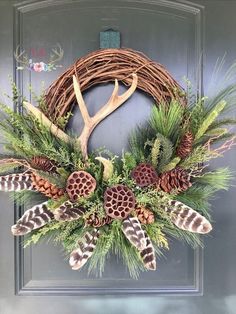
[11,202,54,236]
[140,232,156,270]
[122,216,147,250]
[69,229,99,270]
[0,172,34,192]
[54,201,85,221]
[164,200,212,234]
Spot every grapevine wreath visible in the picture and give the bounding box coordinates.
[0,48,235,278]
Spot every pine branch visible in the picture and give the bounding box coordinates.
[150,101,184,143]
[194,100,226,140]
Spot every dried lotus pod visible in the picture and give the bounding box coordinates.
[131,163,159,187]
[66,171,96,202]
[104,184,136,220]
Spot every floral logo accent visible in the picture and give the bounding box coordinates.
[14,44,64,72]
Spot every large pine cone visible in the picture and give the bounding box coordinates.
[176,132,194,159]
[131,163,159,187]
[30,156,57,173]
[104,184,136,220]
[31,173,65,200]
[135,206,154,224]
[159,168,192,193]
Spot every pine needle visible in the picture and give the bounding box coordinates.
[194,100,226,140]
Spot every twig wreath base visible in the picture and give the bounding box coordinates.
[45,48,185,124]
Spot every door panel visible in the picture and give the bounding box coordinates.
[0,0,236,313]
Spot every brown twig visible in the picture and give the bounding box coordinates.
[44,48,185,125]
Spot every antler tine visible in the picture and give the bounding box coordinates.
[14,46,29,66]
[73,73,138,159]
[23,101,71,144]
[49,44,64,64]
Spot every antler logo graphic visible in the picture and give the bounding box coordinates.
[14,44,64,72]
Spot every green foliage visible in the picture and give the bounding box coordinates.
[194,100,226,140]
[144,222,169,250]
[161,157,181,172]
[151,138,161,167]
[150,101,184,143]
[179,146,212,169]
[195,168,233,190]
[163,224,203,248]
[0,76,235,278]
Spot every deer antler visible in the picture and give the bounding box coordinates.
[73,73,138,158]
[49,44,64,65]
[14,46,29,66]
[23,73,138,159]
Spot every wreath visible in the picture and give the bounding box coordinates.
[0,48,235,278]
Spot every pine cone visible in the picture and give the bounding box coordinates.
[31,173,65,200]
[104,184,136,220]
[159,168,192,193]
[135,206,154,224]
[30,156,57,173]
[66,171,96,202]
[131,163,159,187]
[86,213,113,227]
[176,132,194,159]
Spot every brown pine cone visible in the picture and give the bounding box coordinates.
[86,213,113,228]
[176,131,194,159]
[135,206,154,224]
[159,168,192,193]
[30,156,57,173]
[31,173,65,200]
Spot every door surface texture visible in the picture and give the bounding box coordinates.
[0,0,236,313]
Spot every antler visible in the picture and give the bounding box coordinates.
[23,73,138,159]
[73,73,138,158]
[49,44,64,65]
[14,46,29,66]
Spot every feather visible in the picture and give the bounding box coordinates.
[140,232,156,270]
[69,229,99,270]
[54,200,85,221]
[0,172,34,192]
[165,200,212,234]
[11,202,54,236]
[122,216,146,250]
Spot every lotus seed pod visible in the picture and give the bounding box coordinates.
[66,171,96,202]
[104,184,136,220]
[131,163,159,187]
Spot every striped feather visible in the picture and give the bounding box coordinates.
[0,172,34,192]
[140,232,156,270]
[122,216,146,250]
[54,201,85,221]
[11,202,54,236]
[165,200,212,234]
[69,229,99,270]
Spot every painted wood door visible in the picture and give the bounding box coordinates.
[0,0,235,313]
